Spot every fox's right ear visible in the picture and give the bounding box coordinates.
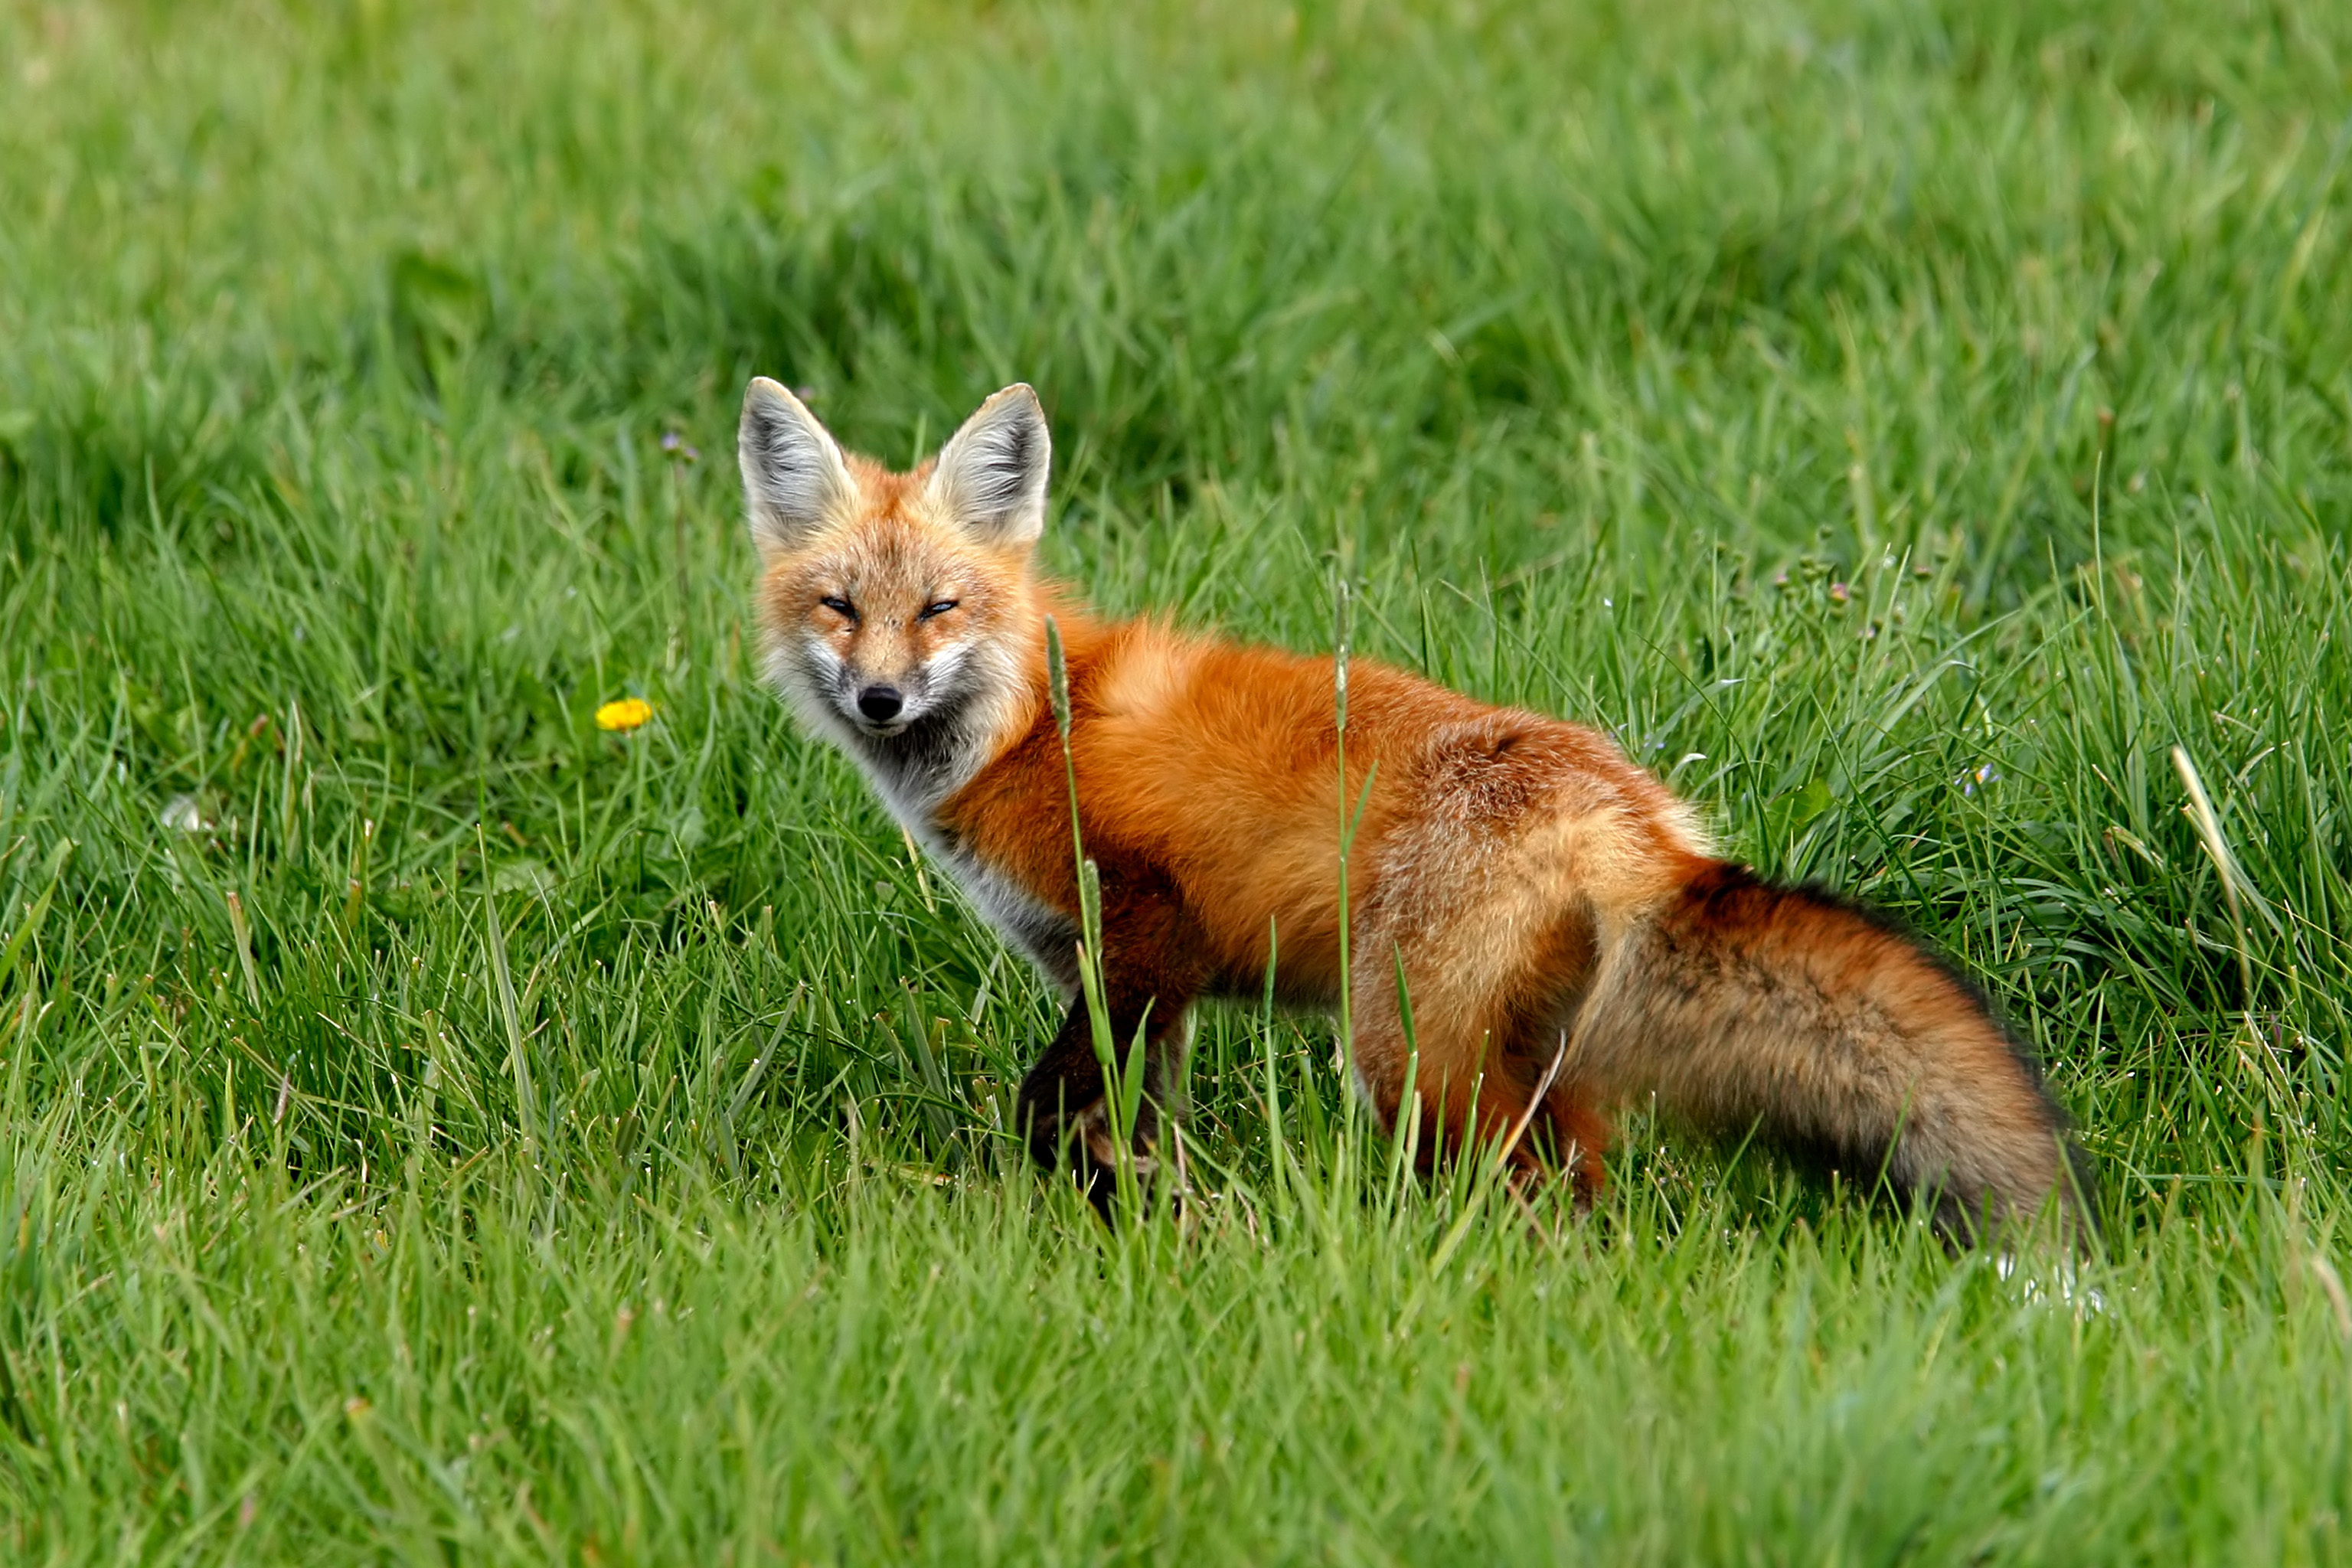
[926,384,1050,548]
[738,377,855,556]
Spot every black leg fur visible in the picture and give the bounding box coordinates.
[1015,992,1188,1223]
[1017,998,1117,1220]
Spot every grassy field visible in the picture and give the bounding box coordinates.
[5,0,2352,1560]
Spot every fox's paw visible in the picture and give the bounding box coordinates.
[1074,1099,1161,1180]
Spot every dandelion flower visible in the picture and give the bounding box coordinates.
[596,697,654,733]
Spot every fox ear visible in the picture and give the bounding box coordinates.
[927,384,1050,547]
[738,377,854,555]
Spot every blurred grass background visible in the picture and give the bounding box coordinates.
[3,0,2352,1560]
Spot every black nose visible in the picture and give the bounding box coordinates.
[857,685,904,722]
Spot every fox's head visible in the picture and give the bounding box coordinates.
[737,378,1049,795]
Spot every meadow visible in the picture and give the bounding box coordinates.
[5,0,2352,1560]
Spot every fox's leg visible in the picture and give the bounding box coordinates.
[1346,759,1620,1202]
[1014,891,1203,1219]
[1527,1066,1615,1207]
[1017,988,1194,1215]
[1016,998,1110,1181]
[1570,861,2092,1243]
[1348,925,1611,1204]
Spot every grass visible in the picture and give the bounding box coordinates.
[3,0,2352,1560]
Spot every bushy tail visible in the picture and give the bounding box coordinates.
[1575,862,2091,1243]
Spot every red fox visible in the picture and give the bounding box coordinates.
[737,377,2090,1241]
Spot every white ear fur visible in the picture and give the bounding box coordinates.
[926,384,1051,547]
[738,377,855,555]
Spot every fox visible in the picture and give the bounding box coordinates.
[737,376,2092,1242]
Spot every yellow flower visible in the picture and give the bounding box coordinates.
[596,697,654,732]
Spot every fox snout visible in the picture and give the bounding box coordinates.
[829,658,928,734]
[778,607,981,740]
[855,684,904,724]
[822,638,964,736]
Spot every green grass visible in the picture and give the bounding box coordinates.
[5,0,2352,1560]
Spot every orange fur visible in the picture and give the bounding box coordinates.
[738,379,2090,1240]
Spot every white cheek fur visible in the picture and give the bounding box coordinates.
[765,637,858,745]
[800,637,846,680]
[916,642,972,708]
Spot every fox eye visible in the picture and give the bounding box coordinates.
[819,595,857,619]
[918,599,959,620]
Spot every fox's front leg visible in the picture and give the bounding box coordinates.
[1017,989,1192,1220]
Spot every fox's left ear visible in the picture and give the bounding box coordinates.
[740,377,855,557]
[927,384,1050,547]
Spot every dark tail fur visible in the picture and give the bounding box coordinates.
[1574,862,2092,1243]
